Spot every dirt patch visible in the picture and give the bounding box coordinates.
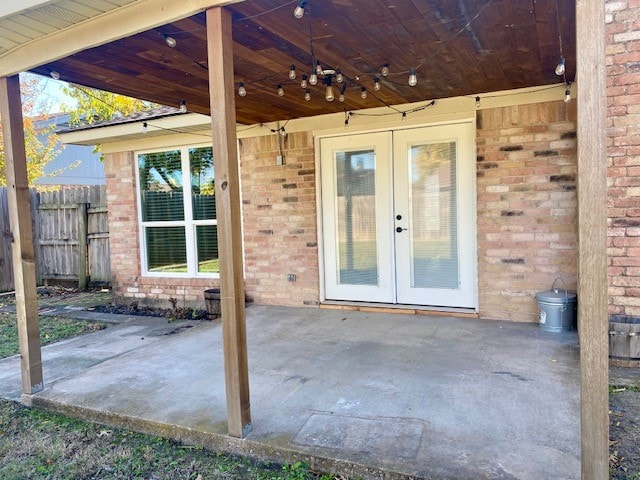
[610,388,640,479]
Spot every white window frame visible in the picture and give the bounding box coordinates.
[135,144,219,278]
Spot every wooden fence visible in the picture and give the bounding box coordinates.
[0,186,110,292]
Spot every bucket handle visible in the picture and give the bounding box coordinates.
[551,277,569,312]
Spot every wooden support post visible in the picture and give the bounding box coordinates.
[77,203,88,290]
[206,6,252,438]
[0,75,42,395]
[576,0,609,479]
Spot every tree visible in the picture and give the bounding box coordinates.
[0,74,61,186]
[62,84,153,126]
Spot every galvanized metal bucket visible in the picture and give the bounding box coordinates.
[535,278,577,333]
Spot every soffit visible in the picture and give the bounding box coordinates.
[0,0,138,55]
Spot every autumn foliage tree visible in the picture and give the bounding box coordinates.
[62,84,153,126]
[0,74,60,186]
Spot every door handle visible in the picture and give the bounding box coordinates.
[396,227,407,233]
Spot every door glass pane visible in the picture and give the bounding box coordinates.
[409,142,458,288]
[145,226,187,273]
[196,225,219,273]
[190,147,215,221]
[335,149,378,285]
[138,150,184,222]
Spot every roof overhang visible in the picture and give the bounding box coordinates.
[0,0,243,77]
[4,0,577,127]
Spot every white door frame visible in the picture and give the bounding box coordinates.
[316,119,478,310]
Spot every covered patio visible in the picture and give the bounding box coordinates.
[0,0,607,478]
[0,305,580,479]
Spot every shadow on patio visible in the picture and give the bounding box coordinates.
[0,305,580,480]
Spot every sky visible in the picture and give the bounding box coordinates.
[22,72,78,114]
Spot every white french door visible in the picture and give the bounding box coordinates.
[320,122,477,309]
[321,132,394,303]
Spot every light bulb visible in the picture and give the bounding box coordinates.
[50,70,60,80]
[564,88,571,103]
[309,72,318,85]
[408,68,417,87]
[336,70,344,83]
[294,0,307,18]
[381,64,389,77]
[163,35,176,48]
[305,89,311,101]
[326,85,335,102]
[374,77,381,91]
[401,112,406,122]
[475,96,481,108]
[555,56,566,76]
[339,93,345,102]
[360,87,367,99]
[289,65,296,80]
[142,122,148,134]
[179,100,187,113]
[315,62,323,75]
[301,75,308,88]
[238,83,247,97]
[277,84,285,97]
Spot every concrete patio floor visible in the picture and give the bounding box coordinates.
[0,305,580,480]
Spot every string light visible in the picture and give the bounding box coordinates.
[163,35,177,48]
[179,100,187,113]
[315,62,323,75]
[294,0,307,19]
[360,87,367,99]
[408,68,417,87]
[554,0,567,80]
[50,70,61,80]
[325,76,334,102]
[339,83,347,103]
[336,70,344,83]
[564,84,571,103]
[555,56,566,76]
[300,75,308,88]
[289,65,297,80]
[374,77,381,91]
[381,64,389,77]
[305,89,311,101]
[142,122,148,134]
[309,71,318,86]
[475,96,481,108]
[238,83,247,97]
[277,84,285,96]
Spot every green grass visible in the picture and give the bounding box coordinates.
[0,312,107,359]
[0,399,337,479]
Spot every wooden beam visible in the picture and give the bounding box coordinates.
[0,0,244,77]
[206,6,251,438]
[0,75,42,395]
[576,0,608,479]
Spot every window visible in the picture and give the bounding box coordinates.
[137,146,218,276]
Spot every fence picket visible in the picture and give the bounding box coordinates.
[0,186,111,291]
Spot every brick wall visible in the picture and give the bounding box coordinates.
[104,151,219,309]
[239,131,319,307]
[606,0,640,321]
[476,101,578,322]
[105,102,580,318]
